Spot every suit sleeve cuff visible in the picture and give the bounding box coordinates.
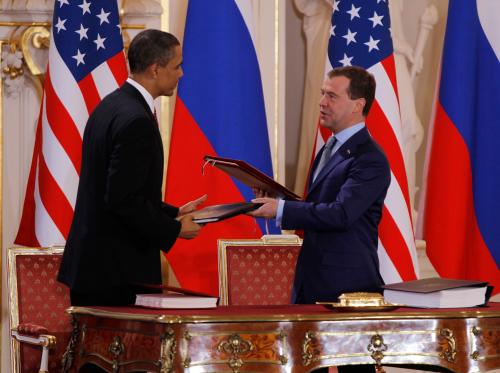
[275,199,285,228]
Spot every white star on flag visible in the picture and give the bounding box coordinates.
[342,28,357,45]
[58,0,69,8]
[55,17,67,33]
[330,25,336,36]
[94,33,106,50]
[368,11,384,28]
[79,0,91,15]
[346,4,361,21]
[339,53,353,66]
[97,8,110,25]
[72,49,86,66]
[333,0,340,13]
[75,24,89,40]
[364,36,380,52]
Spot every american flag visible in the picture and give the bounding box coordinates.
[15,0,128,246]
[310,0,418,282]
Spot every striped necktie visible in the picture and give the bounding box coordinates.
[313,136,337,181]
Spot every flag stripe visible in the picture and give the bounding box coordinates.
[37,154,74,238]
[91,60,120,101]
[79,73,102,114]
[368,62,404,151]
[380,55,399,102]
[107,51,128,85]
[379,206,417,280]
[34,166,64,246]
[377,239,402,284]
[44,71,83,174]
[366,101,411,213]
[41,97,79,209]
[384,172,418,268]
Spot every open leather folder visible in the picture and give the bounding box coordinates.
[203,155,301,201]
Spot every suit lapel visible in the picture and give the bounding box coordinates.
[308,127,371,195]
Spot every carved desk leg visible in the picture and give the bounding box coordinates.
[61,316,80,373]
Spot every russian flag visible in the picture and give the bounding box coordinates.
[423,0,500,294]
[165,0,276,295]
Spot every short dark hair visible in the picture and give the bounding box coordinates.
[128,29,180,74]
[328,66,376,116]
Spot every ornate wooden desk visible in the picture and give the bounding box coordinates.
[61,303,500,373]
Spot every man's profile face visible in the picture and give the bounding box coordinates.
[155,45,183,97]
[318,75,360,133]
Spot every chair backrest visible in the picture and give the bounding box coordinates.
[7,246,71,373]
[218,235,302,305]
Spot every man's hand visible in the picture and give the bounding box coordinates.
[247,197,278,219]
[178,194,208,216]
[178,215,202,239]
[251,187,275,198]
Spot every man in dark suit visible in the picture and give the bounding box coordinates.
[250,66,390,373]
[58,30,205,307]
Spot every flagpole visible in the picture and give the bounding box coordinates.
[160,0,171,196]
[0,39,4,371]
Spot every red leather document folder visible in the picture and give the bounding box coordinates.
[203,155,301,200]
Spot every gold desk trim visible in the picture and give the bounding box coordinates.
[67,306,500,325]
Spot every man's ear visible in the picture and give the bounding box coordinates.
[354,97,366,114]
[145,63,159,79]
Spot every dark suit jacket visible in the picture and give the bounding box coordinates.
[58,82,181,293]
[282,127,390,304]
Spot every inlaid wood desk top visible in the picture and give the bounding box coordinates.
[62,303,500,373]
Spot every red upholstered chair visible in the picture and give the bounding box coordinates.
[218,235,302,305]
[7,246,72,373]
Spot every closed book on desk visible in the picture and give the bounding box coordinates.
[383,278,489,308]
[203,155,301,200]
[190,202,261,224]
[135,294,218,309]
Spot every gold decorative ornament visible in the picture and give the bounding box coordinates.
[159,327,176,373]
[20,26,50,77]
[339,292,386,307]
[278,330,288,364]
[367,333,388,368]
[217,333,254,373]
[108,335,125,372]
[318,292,401,312]
[301,331,317,366]
[439,328,457,362]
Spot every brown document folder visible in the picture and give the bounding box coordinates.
[203,155,301,200]
[190,202,262,224]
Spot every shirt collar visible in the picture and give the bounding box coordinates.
[333,122,365,145]
[126,78,155,114]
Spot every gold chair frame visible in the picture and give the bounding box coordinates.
[7,246,64,373]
